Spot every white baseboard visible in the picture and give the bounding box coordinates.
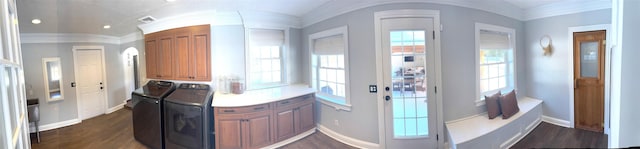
[29,118,81,133]
[106,102,126,114]
[316,124,379,149]
[261,128,316,149]
[542,115,570,128]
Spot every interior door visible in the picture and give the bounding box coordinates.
[381,17,438,148]
[573,30,606,132]
[76,49,106,120]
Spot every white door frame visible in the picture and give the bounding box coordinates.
[567,24,611,134]
[73,45,109,120]
[122,47,139,101]
[374,9,444,149]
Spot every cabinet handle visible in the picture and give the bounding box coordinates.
[223,109,235,112]
[254,107,265,110]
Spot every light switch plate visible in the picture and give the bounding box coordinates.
[369,85,377,93]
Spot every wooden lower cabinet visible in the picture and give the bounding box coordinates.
[214,94,315,149]
[217,115,243,149]
[275,108,296,142]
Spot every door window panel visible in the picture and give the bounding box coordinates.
[390,30,428,138]
[580,41,599,78]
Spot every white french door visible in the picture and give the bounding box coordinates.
[74,48,106,120]
[381,17,438,148]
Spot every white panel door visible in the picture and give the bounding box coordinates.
[381,17,438,148]
[76,49,106,120]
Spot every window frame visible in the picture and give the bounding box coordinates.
[245,27,289,90]
[474,23,517,106]
[309,26,351,111]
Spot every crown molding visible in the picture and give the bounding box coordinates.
[119,32,144,44]
[301,0,524,27]
[523,0,611,21]
[20,33,121,44]
[138,10,217,34]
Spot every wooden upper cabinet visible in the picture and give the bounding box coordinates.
[145,37,159,79]
[174,31,192,80]
[192,29,211,81]
[144,25,211,81]
[158,35,174,79]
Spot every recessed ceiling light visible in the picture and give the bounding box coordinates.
[31,19,41,24]
[103,25,111,29]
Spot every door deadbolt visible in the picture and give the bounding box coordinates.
[385,96,391,101]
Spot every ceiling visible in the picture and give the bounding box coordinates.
[503,0,566,9]
[17,0,569,37]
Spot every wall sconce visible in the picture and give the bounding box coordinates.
[540,35,552,56]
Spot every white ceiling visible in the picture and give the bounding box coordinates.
[503,0,567,9]
[16,0,580,37]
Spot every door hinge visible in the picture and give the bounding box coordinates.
[435,86,437,93]
[437,134,439,140]
[432,31,435,39]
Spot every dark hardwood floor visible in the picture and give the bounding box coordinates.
[511,122,608,148]
[30,108,355,149]
[31,109,605,149]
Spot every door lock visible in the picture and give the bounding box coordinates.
[385,87,390,91]
[385,96,391,101]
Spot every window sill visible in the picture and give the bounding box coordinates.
[475,99,485,107]
[316,95,352,111]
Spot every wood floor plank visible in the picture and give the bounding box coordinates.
[511,122,607,148]
[30,108,356,149]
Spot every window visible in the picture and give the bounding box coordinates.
[475,23,516,105]
[247,29,286,89]
[310,26,351,111]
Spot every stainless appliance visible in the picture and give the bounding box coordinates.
[132,80,176,149]
[164,83,214,149]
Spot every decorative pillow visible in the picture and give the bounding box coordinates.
[500,90,520,119]
[485,91,502,119]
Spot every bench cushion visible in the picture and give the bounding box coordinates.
[485,91,502,119]
[501,90,519,119]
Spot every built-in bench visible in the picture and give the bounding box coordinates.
[446,97,543,149]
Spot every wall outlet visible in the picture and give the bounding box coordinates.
[334,120,339,126]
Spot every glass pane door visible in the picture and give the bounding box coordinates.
[390,30,428,138]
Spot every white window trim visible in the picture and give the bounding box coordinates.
[309,26,351,111]
[244,27,290,90]
[474,23,517,106]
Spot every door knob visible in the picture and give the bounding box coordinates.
[385,95,391,101]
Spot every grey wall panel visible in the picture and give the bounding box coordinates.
[618,0,640,146]
[302,3,525,143]
[22,42,124,125]
[524,9,611,121]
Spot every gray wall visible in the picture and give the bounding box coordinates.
[120,38,146,87]
[23,42,125,125]
[524,9,611,121]
[618,0,640,146]
[210,25,303,89]
[301,3,525,143]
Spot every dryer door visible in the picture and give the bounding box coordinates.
[164,102,204,149]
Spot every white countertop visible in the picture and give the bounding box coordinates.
[212,84,316,107]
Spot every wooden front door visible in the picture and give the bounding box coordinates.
[573,30,605,132]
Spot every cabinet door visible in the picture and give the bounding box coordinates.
[274,108,295,142]
[145,38,158,79]
[192,30,211,81]
[174,32,191,80]
[244,112,272,149]
[217,116,244,149]
[158,35,174,79]
[297,103,315,133]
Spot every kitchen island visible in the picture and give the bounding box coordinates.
[212,85,316,149]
